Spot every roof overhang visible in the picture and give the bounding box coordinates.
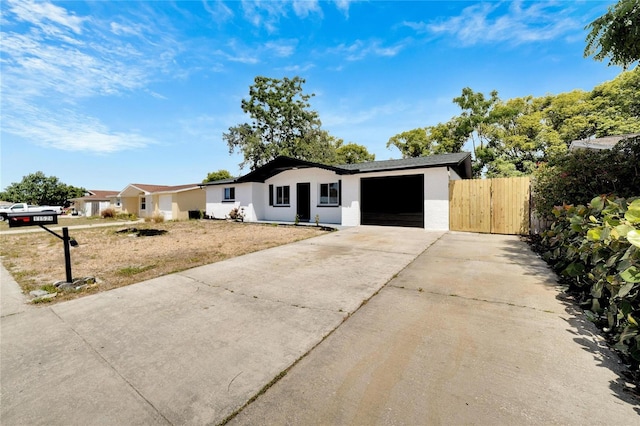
[235,156,353,183]
[342,152,473,179]
[119,184,148,197]
[201,153,473,188]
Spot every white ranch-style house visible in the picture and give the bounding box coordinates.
[203,153,472,230]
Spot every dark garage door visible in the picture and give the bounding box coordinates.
[361,174,424,228]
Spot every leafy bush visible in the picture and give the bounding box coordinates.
[228,207,244,221]
[116,212,137,221]
[538,195,640,368]
[533,135,640,219]
[101,207,116,218]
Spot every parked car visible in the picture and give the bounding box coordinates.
[0,203,63,221]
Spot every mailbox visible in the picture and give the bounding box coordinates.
[7,211,59,228]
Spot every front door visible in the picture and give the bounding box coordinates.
[296,183,310,222]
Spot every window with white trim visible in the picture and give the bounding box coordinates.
[223,187,235,201]
[140,196,146,210]
[275,185,290,206]
[319,182,339,205]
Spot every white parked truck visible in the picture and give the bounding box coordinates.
[0,203,63,221]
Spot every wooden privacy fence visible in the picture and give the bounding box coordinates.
[449,177,531,235]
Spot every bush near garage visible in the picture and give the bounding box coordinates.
[538,195,640,370]
[532,135,640,220]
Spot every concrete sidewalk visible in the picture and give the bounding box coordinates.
[1,226,442,425]
[230,232,640,425]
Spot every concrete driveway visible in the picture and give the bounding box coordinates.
[1,226,442,425]
[2,229,638,425]
[230,232,640,425]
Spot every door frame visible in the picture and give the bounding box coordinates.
[296,182,311,222]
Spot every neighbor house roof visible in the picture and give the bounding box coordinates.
[71,190,119,202]
[569,133,640,151]
[119,183,201,197]
[203,152,473,186]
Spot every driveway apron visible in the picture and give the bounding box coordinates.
[1,226,442,425]
[230,232,639,425]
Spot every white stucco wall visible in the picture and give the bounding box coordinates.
[423,167,451,230]
[206,182,260,221]
[263,168,342,224]
[341,174,361,227]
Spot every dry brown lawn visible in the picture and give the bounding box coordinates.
[0,220,329,303]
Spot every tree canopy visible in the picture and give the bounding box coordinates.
[224,76,375,169]
[225,76,332,170]
[387,67,640,177]
[335,142,376,164]
[0,172,85,207]
[203,169,233,183]
[584,0,640,69]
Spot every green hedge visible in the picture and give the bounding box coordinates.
[538,196,640,367]
[532,135,640,219]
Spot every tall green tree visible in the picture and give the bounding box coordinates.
[386,120,466,158]
[335,142,376,164]
[387,68,639,178]
[203,170,233,183]
[584,0,640,69]
[452,87,500,156]
[0,172,85,206]
[224,76,337,170]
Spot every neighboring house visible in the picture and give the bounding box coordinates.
[71,190,120,216]
[569,133,639,151]
[203,153,472,230]
[117,183,205,220]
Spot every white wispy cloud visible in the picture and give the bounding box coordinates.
[265,40,297,57]
[329,39,408,61]
[405,1,580,46]
[213,39,260,64]
[292,0,322,18]
[323,100,410,127]
[237,0,350,30]
[202,0,234,23]
[282,63,315,73]
[0,0,186,153]
[241,0,288,32]
[332,0,354,17]
[3,100,154,153]
[8,0,86,34]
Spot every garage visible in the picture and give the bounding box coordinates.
[360,174,424,228]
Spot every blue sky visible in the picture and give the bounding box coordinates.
[0,0,624,192]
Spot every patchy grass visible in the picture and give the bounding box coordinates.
[0,220,329,303]
[116,264,157,276]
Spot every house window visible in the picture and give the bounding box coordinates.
[275,185,290,206]
[223,187,235,201]
[140,197,146,210]
[115,198,121,207]
[319,182,339,205]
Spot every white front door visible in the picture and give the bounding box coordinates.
[159,195,172,220]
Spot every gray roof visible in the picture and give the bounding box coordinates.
[201,177,238,186]
[202,152,473,186]
[569,133,639,151]
[339,152,471,173]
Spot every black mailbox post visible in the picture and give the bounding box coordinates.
[7,212,76,283]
